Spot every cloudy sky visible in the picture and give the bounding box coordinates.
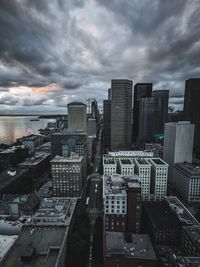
[0,0,200,114]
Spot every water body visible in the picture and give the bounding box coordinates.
[0,116,55,144]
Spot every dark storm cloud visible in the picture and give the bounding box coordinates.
[0,0,199,113]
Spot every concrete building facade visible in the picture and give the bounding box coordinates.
[163,121,194,182]
[67,102,87,133]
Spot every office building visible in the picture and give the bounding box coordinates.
[50,130,87,178]
[152,89,169,130]
[173,162,200,203]
[31,198,77,226]
[119,159,134,175]
[103,174,141,233]
[184,78,200,158]
[18,151,51,190]
[51,153,83,198]
[133,83,152,142]
[142,201,180,247]
[103,151,168,200]
[17,135,44,153]
[103,99,111,150]
[87,117,97,136]
[2,198,77,267]
[182,225,200,256]
[138,97,163,143]
[149,158,168,201]
[67,102,87,133]
[142,197,199,249]
[163,121,194,182]
[110,79,133,150]
[0,145,28,172]
[104,232,157,267]
[134,159,151,200]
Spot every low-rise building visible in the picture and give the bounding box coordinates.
[31,198,77,226]
[0,235,18,264]
[0,145,28,172]
[17,134,43,153]
[104,232,157,267]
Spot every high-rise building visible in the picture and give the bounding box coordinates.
[133,83,152,141]
[110,79,133,150]
[51,153,83,197]
[67,102,87,133]
[138,97,163,143]
[103,174,141,233]
[163,121,194,183]
[103,100,111,150]
[50,130,87,179]
[173,162,200,203]
[184,78,200,158]
[152,90,169,130]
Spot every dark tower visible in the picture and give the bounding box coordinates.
[110,79,133,150]
[152,90,169,132]
[184,78,200,158]
[138,97,163,143]
[133,83,152,142]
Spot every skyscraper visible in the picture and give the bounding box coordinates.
[67,102,87,133]
[184,78,200,158]
[110,79,133,150]
[163,121,194,183]
[138,97,163,143]
[133,83,152,142]
[103,99,111,150]
[152,90,169,131]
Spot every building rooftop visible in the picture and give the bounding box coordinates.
[0,145,26,154]
[0,168,29,194]
[103,174,140,196]
[50,154,83,163]
[183,225,200,245]
[108,151,154,157]
[171,256,200,267]
[175,162,200,177]
[120,159,133,165]
[37,181,53,198]
[67,101,86,106]
[18,151,51,167]
[165,196,199,226]
[0,235,18,263]
[31,198,77,226]
[17,134,42,142]
[105,232,157,260]
[143,201,180,230]
[150,158,168,166]
[104,158,116,165]
[2,226,68,267]
[134,158,151,165]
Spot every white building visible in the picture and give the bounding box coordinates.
[103,174,141,233]
[173,162,200,203]
[149,158,168,201]
[119,159,134,175]
[163,121,194,183]
[103,151,169,201]
[134,158,151,200]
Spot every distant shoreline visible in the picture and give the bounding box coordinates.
[0,114,67,118]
